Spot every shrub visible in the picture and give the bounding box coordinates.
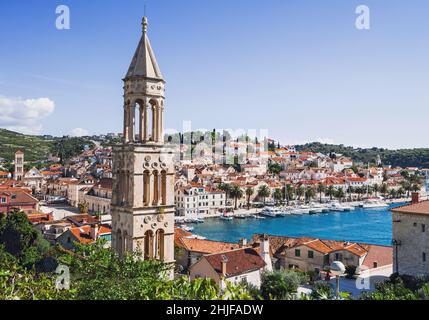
[261,269,308,300]
[311,281,334,300]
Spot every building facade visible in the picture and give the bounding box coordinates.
[175,186,226,217]
[111,17,175,277]
[392,196,429,277]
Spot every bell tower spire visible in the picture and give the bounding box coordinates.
[112,17,175,279]
[123,16,165,144]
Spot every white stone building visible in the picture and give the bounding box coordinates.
[175,186,226,218]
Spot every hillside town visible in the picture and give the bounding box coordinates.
[1,135,429,297]
[2,4,429,303]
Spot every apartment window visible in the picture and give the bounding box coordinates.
[373,262,378,268]
[423,224,426,233]
[0,197,6,203]
[295,249,301,257]
[335,253,342,260]
[423,252,426,263]
[308,250,314,259]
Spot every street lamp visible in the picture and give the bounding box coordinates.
[330,261,346,299]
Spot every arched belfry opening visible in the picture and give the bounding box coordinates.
[112,16,174,279]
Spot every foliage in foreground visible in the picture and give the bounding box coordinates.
[0,210,50,267]
[0,240,256,300]
[260,269,309,300]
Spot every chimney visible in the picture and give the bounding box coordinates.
[412,192,420,204]
[221,255,228,277]
[90,224,99,240]
[260,234,273,272]
[239,238,247,248]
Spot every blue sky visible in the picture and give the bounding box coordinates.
[0,0,428,149]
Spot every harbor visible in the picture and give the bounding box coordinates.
[183,202,407,246]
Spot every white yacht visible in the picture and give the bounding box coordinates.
[260,207,278,217]
[327,202,345,212]
[362,199,389,209]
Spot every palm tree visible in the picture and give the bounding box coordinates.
[218,183,232,205]
[317,184,325,203]
[230,185,244,210]
[295,186,304,203]
[326,185,335,201]
[257,185,271,205]
[346,186,355,202]
[400,180,412,198]
[305,187,316,204]
[389,189,397,199]
[380,183,388,198]
[281,184,294,206]
[245,187,254,210]
[335,188,345,202]
[373,183,380,197]
[273,188,283,205]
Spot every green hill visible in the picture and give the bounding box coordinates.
[0,129,53,162]
[296,142,429,168]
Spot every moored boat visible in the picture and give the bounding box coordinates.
[260,207,278,217]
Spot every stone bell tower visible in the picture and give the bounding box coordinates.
[111,17,175,277]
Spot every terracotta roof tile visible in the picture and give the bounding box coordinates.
[204,248,266,277]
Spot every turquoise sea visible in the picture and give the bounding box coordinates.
[191,203,407,246]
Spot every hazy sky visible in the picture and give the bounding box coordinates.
[0,0,428,149]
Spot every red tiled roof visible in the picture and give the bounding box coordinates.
[362,245,393,269]
[176,237,239,254]
[69,225,111,244]
[251,234,392,268]
[204,248,266,277]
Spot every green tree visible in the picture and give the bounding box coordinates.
[260,270,308,300]
[0,209,50,266]
[317,184,325,203]
[273,188,283,205]
[282,184,294,206]
[373,183,380,197]
[326,186,335,201]
[245,187,254,210]
[380,184,389,198]
[268,163,282,175]
[218,183,232,205]
[295,186,304,202]
[229,185,244,210]
[304,187,316,204]
[335,188,345,202]
[0,246,71,300]
[257,185,271,205]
